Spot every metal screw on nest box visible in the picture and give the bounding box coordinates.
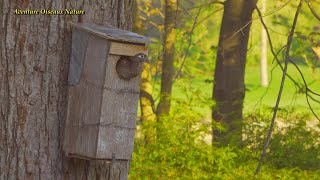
[116,53,150,80]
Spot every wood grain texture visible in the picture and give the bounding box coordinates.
[65,32,109,158]
[96,127,135,159]
[98,55,140,159]
[68,28,89,85]
[71,23,152,44]
[65,38,142,160]
[110,41,147,56]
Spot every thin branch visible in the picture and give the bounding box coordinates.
[187,0,224,11]
[257,1,320,122]
[172,8,202,83]
[307,1,320,21]
[266,26,289,36]
[231,0,292,39]
[289,60,320,121]
[257,2,320,97]
[307,92,320,105]
[256,6,301,89]
[175,0,179,28]
[306,90,320,120]
[254,1,320,121]
[196,7,224,27]
[253,45,287,110]
[177,0,193,18]
[255,0,304,175]
[289,60,320,97]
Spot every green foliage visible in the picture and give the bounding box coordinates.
[133,0,320,179]
[246,0,320,65]
[244,107,320,170]
[131,95,320,179]
[131,92,226,179]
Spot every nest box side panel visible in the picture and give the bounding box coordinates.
[68,28,89,85]
[96,54,142,159]
[97,126,135,160]
[64,32,110,158]
[64,126,100,158]
[100,54,140,127]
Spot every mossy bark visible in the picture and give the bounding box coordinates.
[157,0,177,117]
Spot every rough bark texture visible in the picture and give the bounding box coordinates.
[156,0,177,117]
[134,0,156,144]
[212,0,257,145]
[0,0,134,179]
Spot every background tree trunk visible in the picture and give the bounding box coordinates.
[156,0,177,117]
[260,0,269,87]
[212,0,257,146]
[134,0,156,144]
[0,1,134,179]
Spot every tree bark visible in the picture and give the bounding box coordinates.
[156,0,177,117]
[133,0,156,144]
[212,0,257,146]
[0,0,134,179]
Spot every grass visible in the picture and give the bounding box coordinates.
[244,63,320,115]
[164,62,320,118]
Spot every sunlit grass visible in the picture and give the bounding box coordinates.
[159,63,320,118]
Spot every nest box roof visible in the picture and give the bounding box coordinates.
[71,23,152,44]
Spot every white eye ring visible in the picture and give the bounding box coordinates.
[138,54,144,58]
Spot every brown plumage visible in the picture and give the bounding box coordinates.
[116,53,150,80]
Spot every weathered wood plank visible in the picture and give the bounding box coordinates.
[65,32,145,161]
[99,89,139,128]
[68,28,89,85]
[104,55,141,90]
[64,126,99,158]
[64,33,109,157]
[110,41,147,56]
[98,54,141,159]
[70,22,152,44]
[82,34,109,85]
[100,54,140,126]
[96,126,136,160]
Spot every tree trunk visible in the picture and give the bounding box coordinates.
[133,0,156,144]
[212,0,257,146]
[156,0,177,117]
[260,0,269,87]
[0,1,134,179]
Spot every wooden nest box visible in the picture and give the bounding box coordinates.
[63,23,151,160]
